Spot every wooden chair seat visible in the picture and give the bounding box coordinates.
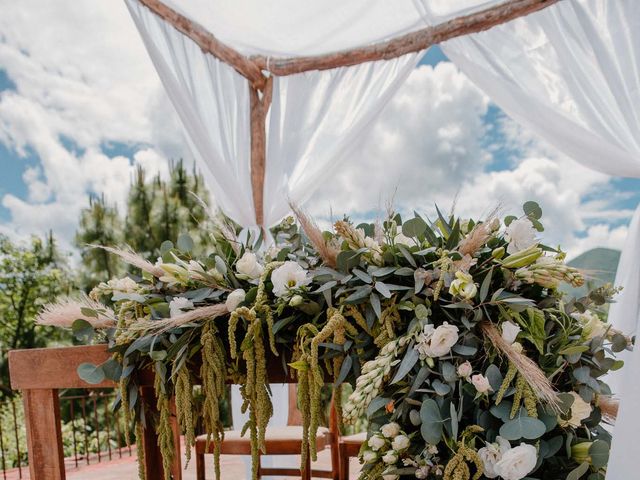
[195,426,331,455]
[195,384,339,479]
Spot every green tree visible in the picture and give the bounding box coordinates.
[76,160,211,287]
[0,233,72,395]
[75,195,123,288]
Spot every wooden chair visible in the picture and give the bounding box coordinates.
[195,384,340,480]
[338,432,366,479]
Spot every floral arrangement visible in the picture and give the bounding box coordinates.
[38,201,628,480]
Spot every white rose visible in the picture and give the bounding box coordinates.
[495,443,537,480]
[478,437,511,478]
[236,252,264,279]
[501,321,522,344]
[271,261,311,297]
[169,297,194,317]
[457,361,473,378]
[394,233,414,246]
[225,289,245,312]
[362,449,377,463]
[382,451,399,465]
[558,391,592,428]
[368,434,386,451]
[381,422,401,438]
[471,374,492,394]
[108,277,139,293]
[391,434,410,451]
[449,271,478,300]
[573,311,607,340]
[504,218,538,254]
[289,294,304,307]
[427,322,460,357]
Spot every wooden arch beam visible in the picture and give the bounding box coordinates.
[134,0,266,88]
[134,0,561,78]
[252,0,561,75]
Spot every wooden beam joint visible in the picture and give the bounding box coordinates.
[249,77,273,227]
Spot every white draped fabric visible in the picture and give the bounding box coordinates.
[124,0,507,227]
[231,385,294,479]
[439,1,640,476]
[263,56,419,224]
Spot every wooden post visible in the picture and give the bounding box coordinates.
[23,389,65,480]
[249,77,273,227]
[139,386,183,480]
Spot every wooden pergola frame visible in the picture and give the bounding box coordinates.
[135,0,560,227]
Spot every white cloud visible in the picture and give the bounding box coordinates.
[0,0,188,249]
[566,224,628,260]
[308,62,491,216]
[308,64,631,259]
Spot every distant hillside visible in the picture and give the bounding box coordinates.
[562,247,621,298]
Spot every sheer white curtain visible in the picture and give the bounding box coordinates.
[125,0,423,228]
[263,54,420,225]
[231,384,292,479]
[439,1,640,476]
[126,0,256,226]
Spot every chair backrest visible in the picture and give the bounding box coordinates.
[287,383,304,426]
[286,384,340,438]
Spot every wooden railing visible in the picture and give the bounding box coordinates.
[8,344,297,480]
[8,345,181,480]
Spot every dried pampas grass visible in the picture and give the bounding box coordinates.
[458,208,500,256]
[37,296,116,329]
[128,304,228,334]
[481,322,560,411]
[290,204,338,268]
[598,396,619,424]
[90,245,165,278]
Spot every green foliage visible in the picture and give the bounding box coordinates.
[59,202,625,480]
[75,195,124,287]
[75,160,211,289]
[0,233,72,396]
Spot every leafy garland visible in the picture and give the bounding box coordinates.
[41,202,629,480]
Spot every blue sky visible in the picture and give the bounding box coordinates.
[0,3,638,259]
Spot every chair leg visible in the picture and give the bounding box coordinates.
[257,455,262,480]
[195,452,205,480]
[339,445,349,480]
[302,447,312,480]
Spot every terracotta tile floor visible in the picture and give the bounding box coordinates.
[5,446,363,479]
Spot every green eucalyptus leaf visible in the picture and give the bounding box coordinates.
[409,409,422,426]
[566,462,589,480]
[366,396,390,417]
[499,414,547,440]
[588,440,609,468]
[72,319,95,342]
[485,364,503,392]
[375,282,392,299]
[480,268,493,302]
[177,233,194,252]
[402,217,427,238]
[391,342,419,384]
[420,399,443,444]
[523,201,543,220]
[160,240,174,255]
[432,379,451,396]
[334,354,353,387]
[77,363,105,385]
